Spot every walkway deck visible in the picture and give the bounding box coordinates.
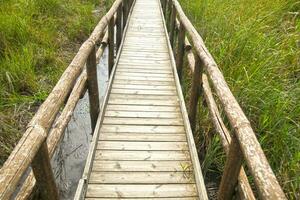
[82,0,207,198]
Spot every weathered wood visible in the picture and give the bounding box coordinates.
[123,0,128,29]
[31,142,59,200]
[86,46,100,131]
[101,125,185,133]
[96,31,108,63]
[202,74,255,200]
[108,17,115,75]
[86,184,197,198]
[188,55,203,132]
[89,171,194,184]
[103,117,183,125]
[116,4,123,52]
[0,1,122,198]
[79,0,208,199]
[176,22,186,81]
[99,133,186,142]
[16,71,88,200]
[169,4,176,48]
[92,160,192,172]
[95,150,190,161]
[97,141,188,151]
[172,0,286,198]
[218,135,243,199]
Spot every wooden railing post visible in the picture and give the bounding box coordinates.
[31,141,59,200]
[123,0,128,30]
[169,4,176,48]
[108,17,115,75]
[167,0,172,28]
[116,4,123,52]
[188,55,203,132]
[176,22,185,81]
[218,135,243,200]
[162,0,167,17]
[86,46,99,132]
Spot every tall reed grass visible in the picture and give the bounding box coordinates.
[179,0,299,198]
[0,0,106,166]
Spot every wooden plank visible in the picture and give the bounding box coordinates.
[86,198,198,200]
[116,68,172,74]
[86,184,197,198]
[115,72,173,78]
[117,65,171,70]
[111,88,176,95]
[100,125,185,133]
[109,94,178,100]
[113,79,175,86]
[103,117,183,126]
[92,160,192,172]
[105,110,181,118]
[108,98,178,105]
[114,76,174,82]
[106,105,180,112]
[112,84,175,90]
[97,141,188,151]
[89,171,195,184]
[94,150,190,161]
[99,133,186,142]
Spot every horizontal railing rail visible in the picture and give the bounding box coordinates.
[160,0,286,199]
[0,0,134,199]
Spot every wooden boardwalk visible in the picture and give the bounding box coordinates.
[0,0,287,199]
[81,0,207,198]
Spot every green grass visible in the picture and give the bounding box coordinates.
[179,0,300,198]
[0,0,109,166]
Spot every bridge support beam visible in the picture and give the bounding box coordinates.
[176,22,185,81]
[108,17,115,75]
[87,46,100,132]
[116,4,123,52]
[188,55,203,132]
[32,141,59,200]
[218,135,243,200]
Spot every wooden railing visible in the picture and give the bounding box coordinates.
[0,0,134,199]
[160,0,287,199]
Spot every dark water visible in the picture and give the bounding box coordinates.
[51,48,109,200]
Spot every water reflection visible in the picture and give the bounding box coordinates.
[52,48,109,200]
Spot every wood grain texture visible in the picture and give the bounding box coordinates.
[81,0,207,199]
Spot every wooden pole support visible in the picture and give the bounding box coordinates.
[218,135,243,200]
[167,0,172,29]
[162,0,167,17]
[108,17,115,75]
[116,4,122,52]
[176,22,185,81]
[169,4,176,48]
[188,55,203,132]
[86,46,100,132]
[31,142,59,200]
[123,0,128,29]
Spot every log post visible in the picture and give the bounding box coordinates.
[31,141,59,200]
[176,22,185,81]
[188,55,203,132]
[86,46,99,132]
[167,0,172,29]
[162,0,167,17]
[116,4,123,52]
[108,16,115,75]
[218,135,243,200]
[169,4,176,48]
[123,0,128,29]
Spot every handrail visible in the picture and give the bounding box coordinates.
[0,0,131,199]
[161,0,286,199]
